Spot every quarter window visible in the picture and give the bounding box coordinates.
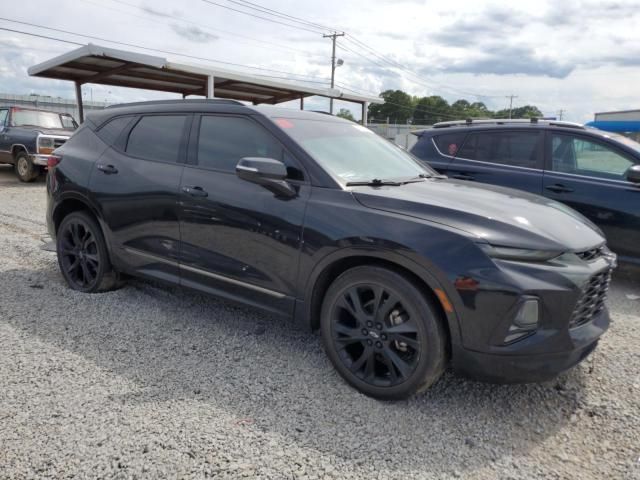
[197,115,300,178]
[97,116,133,145]
[126,115,187,163]
[0,109,8,126]
[457,131,541,168]
[550,134,634,180]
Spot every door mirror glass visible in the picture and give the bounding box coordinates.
[236,157,296,197]
[626,164,640,183]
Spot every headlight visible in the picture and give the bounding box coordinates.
[478,243,562,262]
[38,136,55,154]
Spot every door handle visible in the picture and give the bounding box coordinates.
[546,183,574,193]
[451,173,474,181]
[182,185,208,197]
[96,164,118,175]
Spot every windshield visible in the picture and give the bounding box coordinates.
[12,109,76,130]
[606,132,640,154]
[275,117,435,183]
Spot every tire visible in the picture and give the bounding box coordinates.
[56,211,124,293]
[320,266,447,400]
[14,151,39,182]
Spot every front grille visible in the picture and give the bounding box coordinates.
[575,246,605,262]
[569,268,612,328]
[53,138,67,149]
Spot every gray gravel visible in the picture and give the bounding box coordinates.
[0,164,639,479]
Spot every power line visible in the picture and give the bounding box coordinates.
[0,26,83,46]
[97,0,326,59]
[0,16,332,83]
[226,0,336,32]
[201,0,327,34]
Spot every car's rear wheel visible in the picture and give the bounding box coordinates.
[56,211,123,293]
[15,152,38,182]
[320,266,447,400]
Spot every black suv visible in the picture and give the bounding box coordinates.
[0,106,78,181]
[46,100,616,399]
[410,119,640,266]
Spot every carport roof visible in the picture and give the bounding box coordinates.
[27,44,382,105]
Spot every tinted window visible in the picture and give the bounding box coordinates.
[457,131,540,168]
[126,115,187,163]
[97,116,133,145]
[433,133,466,156]
[197,115,286,173]
[551,133,634,180]
[0,109,7,126]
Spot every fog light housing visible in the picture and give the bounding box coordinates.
[504,298,539,344]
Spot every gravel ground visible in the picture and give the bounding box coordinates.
[0,164,639,479]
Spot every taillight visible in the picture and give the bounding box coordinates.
[47,155,61,168]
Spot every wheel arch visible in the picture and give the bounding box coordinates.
[11,144,29,158]
[297,249,462,348]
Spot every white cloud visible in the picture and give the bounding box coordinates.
[0,0,638,122]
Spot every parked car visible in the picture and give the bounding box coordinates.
[0,106,78,182]
[410,119,640,266]
[46,100,616,399]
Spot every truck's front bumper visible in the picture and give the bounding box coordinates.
[31,154,50,166]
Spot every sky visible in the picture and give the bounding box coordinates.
[1,0,639,123]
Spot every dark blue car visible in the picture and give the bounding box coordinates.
[410,119,640,266]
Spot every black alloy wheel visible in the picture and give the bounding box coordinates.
[56,211,122,293]
[321,266,447,400]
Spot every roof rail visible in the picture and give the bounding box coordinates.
[106,99,245,109]
[432,118,585,129]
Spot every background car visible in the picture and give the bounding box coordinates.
[410,119,640,266]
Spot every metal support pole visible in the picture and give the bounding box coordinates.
[207,75,215,98]
[300,97,304,110]
[75,81,84,123]
[362,101,369,126]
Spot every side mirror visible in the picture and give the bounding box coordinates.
[627,165,640,184]
[236,157,296,198]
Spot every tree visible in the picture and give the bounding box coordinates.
[493,105,543,119]
[413,96,450,125]
[367,89,415,124]
[336,108,356,122]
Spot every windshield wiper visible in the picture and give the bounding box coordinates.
[346,178,402,186]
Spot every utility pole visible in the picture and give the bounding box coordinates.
[323,31,345,114]
[557,109,566,121]
[505,94,518,119]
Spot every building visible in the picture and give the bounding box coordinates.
[587,109,640,141]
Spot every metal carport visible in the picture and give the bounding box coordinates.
[27,43,382,123]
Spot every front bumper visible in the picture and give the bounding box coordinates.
[452,307,608,383]
[448,250,616,383]
[31,154,50,166]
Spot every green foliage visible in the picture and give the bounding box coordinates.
[336,108,356,121]
[367,90,543,125]
[367,89,416,124]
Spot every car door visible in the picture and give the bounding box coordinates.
[410,131,466,175]
[0,108,10,162]
[89,113,189,283]
[446,130,544,194]
[178,113,310,316]
[542,131,640,262]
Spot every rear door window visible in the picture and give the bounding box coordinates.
[433,133,467,157]
[457,131,541,169]
[126,115,188,163]
[0,109,8,126]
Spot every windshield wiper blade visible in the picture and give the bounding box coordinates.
[345,178,402,186]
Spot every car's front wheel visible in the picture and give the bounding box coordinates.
[15,152,39,182]
[320,266,448,400]
[56,211,123,293]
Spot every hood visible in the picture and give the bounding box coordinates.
[352,179,604,252]
[35,127,73,136]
